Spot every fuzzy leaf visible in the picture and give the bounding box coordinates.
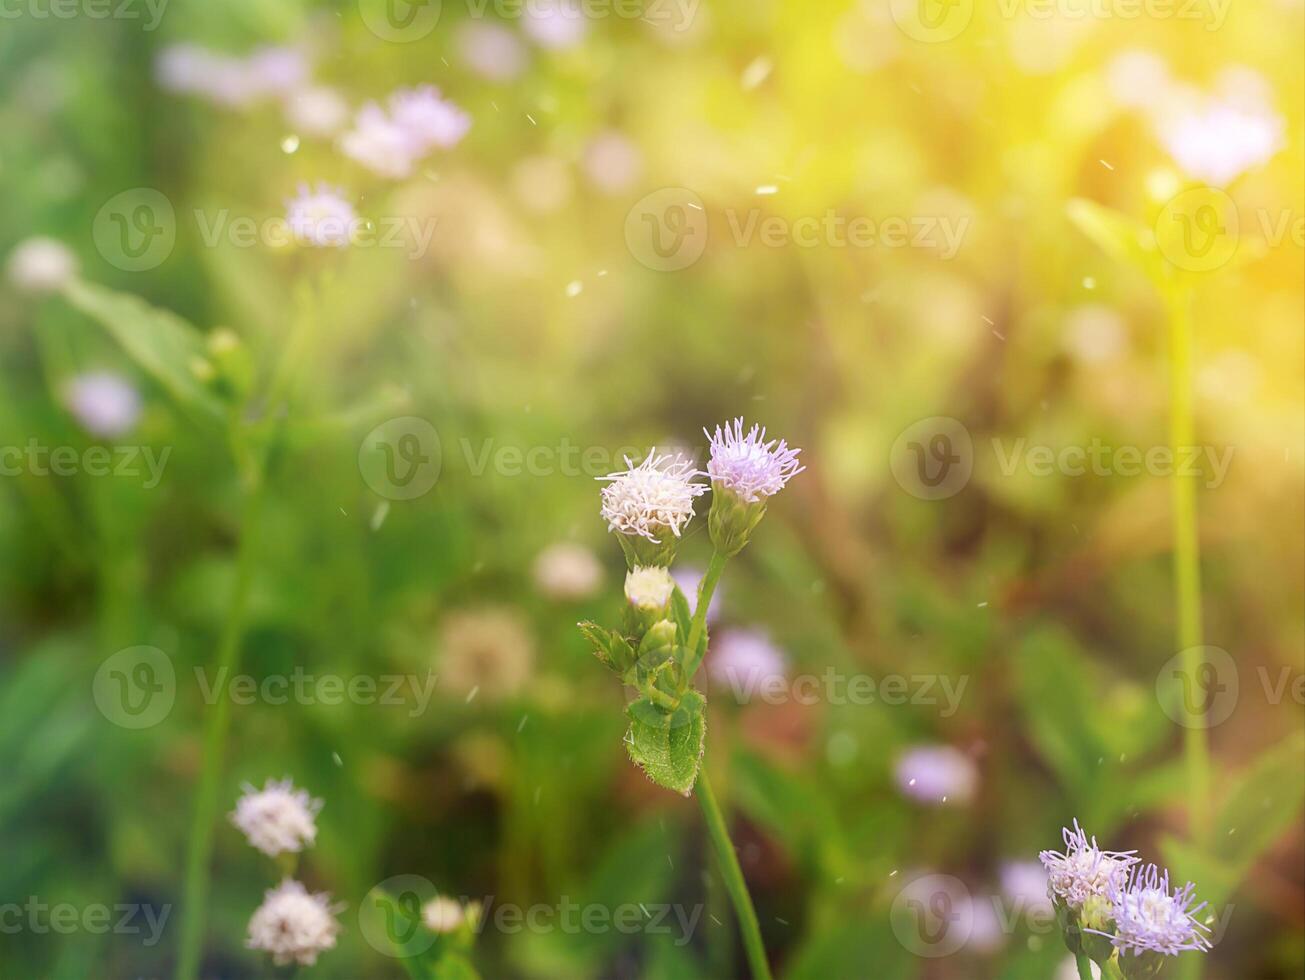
[61,279,226,425]
[625,690,706,796]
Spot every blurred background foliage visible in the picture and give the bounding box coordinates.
[0,0,1302,977]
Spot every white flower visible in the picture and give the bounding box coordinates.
[286,183,357,248]
[894,745,978,806]
[625,565,675,610]
[230,778,322,857]
[7,237,77,293]
[284,86,349,137]
[422,896,466,934]
[63,372,142,438]
[457,23,528,82]
[1158,99,1284,186]
[438,608,535,701]
[340,103,417,179]
[1039,820,1139,912]
[390,86,472,152]
[246,879,341,967]
[597,451,707,543]
[581,131,643,194]
[533,542,603,600]
[707,628,787,700]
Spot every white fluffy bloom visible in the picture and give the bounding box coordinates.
[625,565,675,610]
[63,372,142,438]
[457,23,528,82]
[389,86,472,152]
[597,451,707,543]
[286,183,358,248]
[246,879,341,967]
[438,608,535,701]
[533,542,603,600]
[422,896,466,934]
[7,237,77,293]
[1039,820,1139,911]
[1158,99,1284,186]
[895,745,978,806]
[340,103,417,179]
[523,0,590,49]
[229,778,322,857]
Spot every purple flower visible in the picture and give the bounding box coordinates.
[64,372,142,438]
[389,86,472,152]
[707,628,787,701]
[705,418,804,503]
[1039,820,1139,911]
[1103,864,1211,958]
[340,103,417,179]
[1000,860,1054,918]
[286,184,357,248]
[894,745,978,806]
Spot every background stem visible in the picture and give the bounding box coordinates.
[683,550,727,678]
[1075,953,1096,980]
[174,489,262,980]
[697,770,772,980]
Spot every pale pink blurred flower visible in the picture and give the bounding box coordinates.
[895,745,978,805]
[1158,99,1284,186]
[63,372,141,438]
[457,23,528,82]
[438,608,535,701]
[1105,50,1170,110]
[246,879,341,967]
[1000,860,1054,917]
[230,778,322,857]
[1064,305,1127,365]
[708,628,787,701]
[389,86,472,151]
[532,542,603,600]
[284,86,349,137]
[964,895,1007,954]
[246,46,310,96]
[340,103,417,179]
[7,237,77,293]
[286,183,357,248]
[523,0,590,49]
[581,131,643,193]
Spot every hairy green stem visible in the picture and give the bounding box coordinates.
[1167,285,1209,980]
[175,488,262,980]
[697,771,771,980]
[683,550,727,678]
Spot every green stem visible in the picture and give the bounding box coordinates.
[1102,958,1126,980]
[1167,285,1210,845]
[175,487,262,980]
[1075,953,1096,980]
[683,550,727,678]
[697,771,772,980]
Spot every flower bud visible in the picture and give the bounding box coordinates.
[1117,950,1165,980]
[707,484,767,557]
[625,566,675,613]
[1079,894,1117,966]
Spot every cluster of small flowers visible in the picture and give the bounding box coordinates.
[1040,821,1210,978]
[155,43,328,119]
[341,86,471,180]
[231,779,342,967]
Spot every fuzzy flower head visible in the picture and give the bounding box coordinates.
[708,628,788,700]
[625,565,675,611]
[1039,820,1139,912]
[1105,864,1211,959]
[533,542,603,601]
[286,183,358,248]
[705,418,804,504]
[389,86,472,152]
[246,879,342,967]
[64,372,142,438]
[422,896,467,934]
[1158,99,1284,187]
[438,608,535,702]
[895,745,978,806]
[7,237,77,293]
[597,450,707,545]
[340,103,417,179]
[230,778,322,857]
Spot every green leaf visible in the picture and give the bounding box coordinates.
[61,278,226,425]
[1066,198,1157,277]
[1214,730,1305,869]
[431,952,482,980]
[625,690,706,796]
